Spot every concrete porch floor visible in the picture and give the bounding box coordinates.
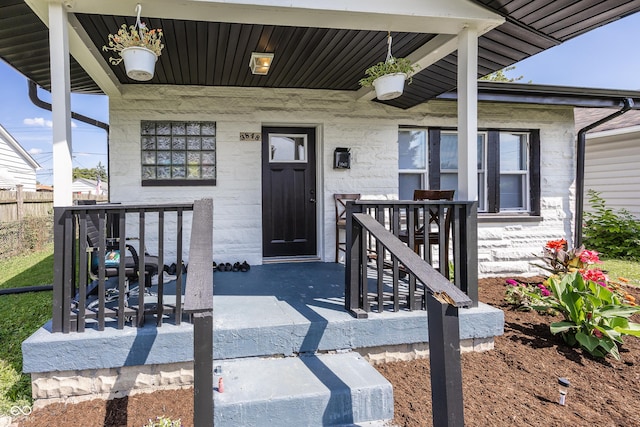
[23,262,504,424]
[24,261,504,373]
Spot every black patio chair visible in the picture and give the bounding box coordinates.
[79,202,159,307]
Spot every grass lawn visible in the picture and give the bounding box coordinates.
[0,244,53,415]
[601,258,640,286]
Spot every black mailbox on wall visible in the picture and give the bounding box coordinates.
[334,147,351,169]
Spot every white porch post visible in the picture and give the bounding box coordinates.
[456,27,478,202]
[49,1,73,207]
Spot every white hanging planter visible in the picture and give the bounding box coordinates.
[121,46,157,81]
[372,72,407,101]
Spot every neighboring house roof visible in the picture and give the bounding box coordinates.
[0,124,41,171]
[72,178,108,193]
[36,184,53,192]
[439,81,640,110]
[574,107,640,133]
[1,1,639,109]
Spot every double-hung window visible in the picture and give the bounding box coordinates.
[398,129,428,200]
[439,131,487,211]
[398,127,540,215]
[499,132,529,211]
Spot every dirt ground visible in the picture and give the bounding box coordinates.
[15,277,640,427]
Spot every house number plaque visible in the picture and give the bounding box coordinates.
[240,132,261,141]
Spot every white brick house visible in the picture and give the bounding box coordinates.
[107,83,614,276]
[7,1,640,277]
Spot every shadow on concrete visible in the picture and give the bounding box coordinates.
[212,261,355,424]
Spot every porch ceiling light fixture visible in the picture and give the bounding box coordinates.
[249,52,274,75]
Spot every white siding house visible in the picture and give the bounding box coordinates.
[577,108,640,219]
[0,124,40,191]
[72,177,107,196]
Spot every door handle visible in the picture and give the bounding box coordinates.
[309,198,316,203]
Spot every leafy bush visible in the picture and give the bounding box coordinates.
[504,278,553,312]
[583,190,640,260]
[505,238,640,359]
[0,216,53,260]
[530,272,640,360]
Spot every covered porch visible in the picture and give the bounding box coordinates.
[48,199,479,333]
[22,200,502,424]
[24,260,502,424]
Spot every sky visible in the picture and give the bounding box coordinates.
[0,62,109,185]
[1,11,640,185]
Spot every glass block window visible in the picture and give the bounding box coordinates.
[141,121,216,186]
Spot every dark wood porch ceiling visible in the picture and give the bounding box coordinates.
[1,0,640,109]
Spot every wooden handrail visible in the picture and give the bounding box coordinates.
[353,213,472,308]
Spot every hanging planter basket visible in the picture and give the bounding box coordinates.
[372,72,407,101]
[103,4,164,82]
[121,46,158,81]
[358,32,417,102]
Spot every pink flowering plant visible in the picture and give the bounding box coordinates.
[505,239,640,360]
[504,279,553,312]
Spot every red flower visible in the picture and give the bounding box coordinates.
[545,239,567,251]
[581,268,607,283]
[579,250,601,265]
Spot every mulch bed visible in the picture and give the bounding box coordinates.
[15,277,640,426]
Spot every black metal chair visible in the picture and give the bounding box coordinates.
[81,204,159,307]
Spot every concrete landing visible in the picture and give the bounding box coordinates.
[213,352,393,427]
[23,262,504,373]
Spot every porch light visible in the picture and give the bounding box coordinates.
[249,52,274,75]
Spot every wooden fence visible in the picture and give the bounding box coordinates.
[0,187,107,222]
[0,186,107,259]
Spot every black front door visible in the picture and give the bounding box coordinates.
[262,127,317,257]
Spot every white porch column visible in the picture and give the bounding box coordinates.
[456,27,478,202]
[49,1,73,207]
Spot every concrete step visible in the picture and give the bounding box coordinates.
[213,352,393,426]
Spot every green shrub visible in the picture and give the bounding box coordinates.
[0,216,53,260]
[583,190,640,260]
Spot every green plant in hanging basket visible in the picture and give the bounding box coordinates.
[358,57,417,87]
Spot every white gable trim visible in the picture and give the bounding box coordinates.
[586,125,640,139]
[0,124,40,170]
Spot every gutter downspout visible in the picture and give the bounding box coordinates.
[28,80,110,200]
[28,80,109,132]
[575,97,633,247]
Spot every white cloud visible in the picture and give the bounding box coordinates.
[22,118,77,128]
[24,117,52,127]
[28,148,43,155]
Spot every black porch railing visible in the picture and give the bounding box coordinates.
[345,200,477,426]
[345,200,478,317]
[52,203,194,333]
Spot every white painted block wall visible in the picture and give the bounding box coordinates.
[109,85,575,277]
